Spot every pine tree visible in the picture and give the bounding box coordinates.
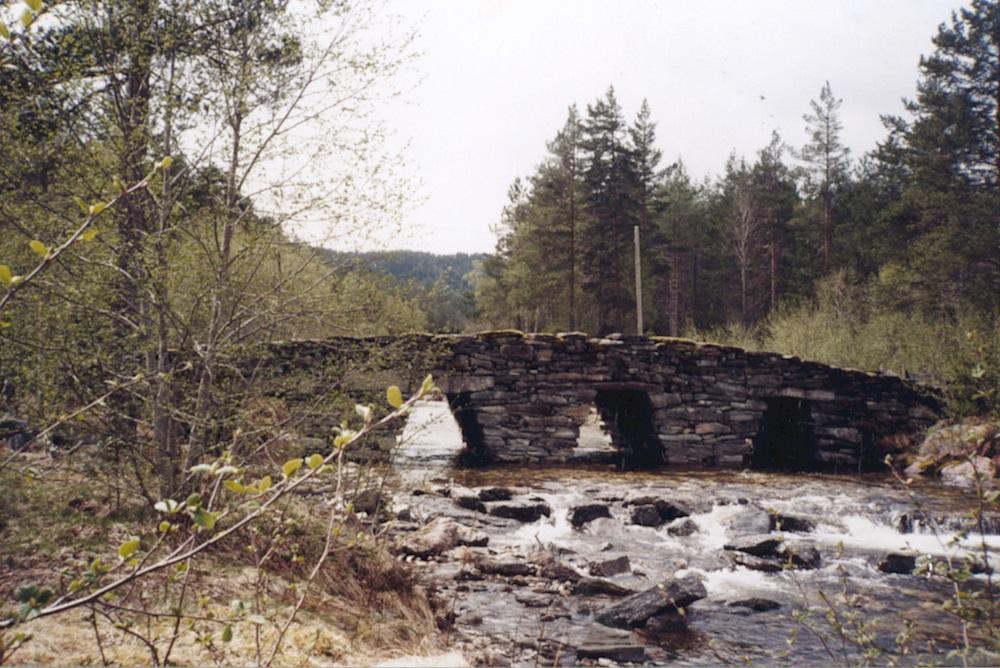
[884,0,1000,314]
[580,86,642,334]
[531,106,585,330]
[799,81,850,273]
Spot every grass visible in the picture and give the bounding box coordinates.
[0,450,443,666]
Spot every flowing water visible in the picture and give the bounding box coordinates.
[389,401,999,666]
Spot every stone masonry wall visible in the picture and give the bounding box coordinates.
[255,331,943,471]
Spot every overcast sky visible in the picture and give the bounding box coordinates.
[377,0,965,255]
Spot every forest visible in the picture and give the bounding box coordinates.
[473,4,1000,416]
[0,0,998,665]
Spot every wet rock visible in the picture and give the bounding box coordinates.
[454,495,487,513]
[724,534,784,558]
[594,575,707,629]
[393,518,487,558]
[351,489,386,515]
[537,560,583,582]
[477,486,514,502]
[729,598,781,612]
[727,552,783,573]
[644,609,688,633]
[576,625,645,663]
[878,552,917,574]
[395,505,412,522]
[569,503,612,527]
[940,457,996,489]
[725,535,820,569]
[625,496,692,521]
[514,592,553,608]
[477,559,535,577]
[769,512,816,533]
[489,502,551,522]
[457,611,483,625]
[572,577,635,597]
[778,542,821,569]
[666,517,699,536]
[589,555,631,577]
[630,504,664,527]
[722,506,772,535]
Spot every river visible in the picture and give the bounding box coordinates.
[385,400,999,666]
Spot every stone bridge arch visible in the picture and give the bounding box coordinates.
[251,331,942,472]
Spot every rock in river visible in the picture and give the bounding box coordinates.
[878,552,918,574]
[589,555,631,577]
[478,487,514,502]
[393,517,488,558]
[594,575,707,629]
[630,504,664,527]
[569,503,612,527]
[572,577,635,597]
[488,502,551,522]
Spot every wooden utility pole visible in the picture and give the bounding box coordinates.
[634,225,643,334]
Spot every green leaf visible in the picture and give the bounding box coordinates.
[193,508,216,530]
[88,201,107,216]
[0,265,11,285]
[221,625,233,643]
[154,499,180,514]
[159,156,174,170]
[224,479,245,494]
[257,475,272,493]
[81,228,99,242]
[28,240,48,257]
[185,493,202,509]
[118,537,140,559]
[25,0,43,11]
[306,453,323,470]
[282,458,303,478]
[19,8,33,27]
[355,404,372,422]
[386,385,404,409]
[421,374,435,394]
[0,21,10,40]
[333,433,352,448]
[158,521,172,533]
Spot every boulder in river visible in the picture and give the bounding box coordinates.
[351,488,386,515]
[477,559,535,577]
[594,575,707,629]
[724,534,784,558]
[725,535,820,569]
[576,625,646,663]
[630,504,664,527]
[666,517,699,536]
[778,542,821,569]
[569,503,612,527]
[727,552,783,573]
[769,512,816,533]
[877,552,918,574]
[625,496,692,520]
[488,502,551,522]
[589,555,631,577]
[572,577,635,597]
[729,598,781,612]
[940,457,996,489]
[453,495,487,513]
[393,518,488,558]
[721,505,772,535]
[478,487,514,502]
[537,560,583,582]
[644,609,688,633]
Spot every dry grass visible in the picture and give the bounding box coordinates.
[0,449,445,666]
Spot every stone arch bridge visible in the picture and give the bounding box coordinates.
[249,331,941,472]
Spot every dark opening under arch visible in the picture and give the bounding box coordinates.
[750,397,817,470]
[446,392,490,466]
[594,389,664,469]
